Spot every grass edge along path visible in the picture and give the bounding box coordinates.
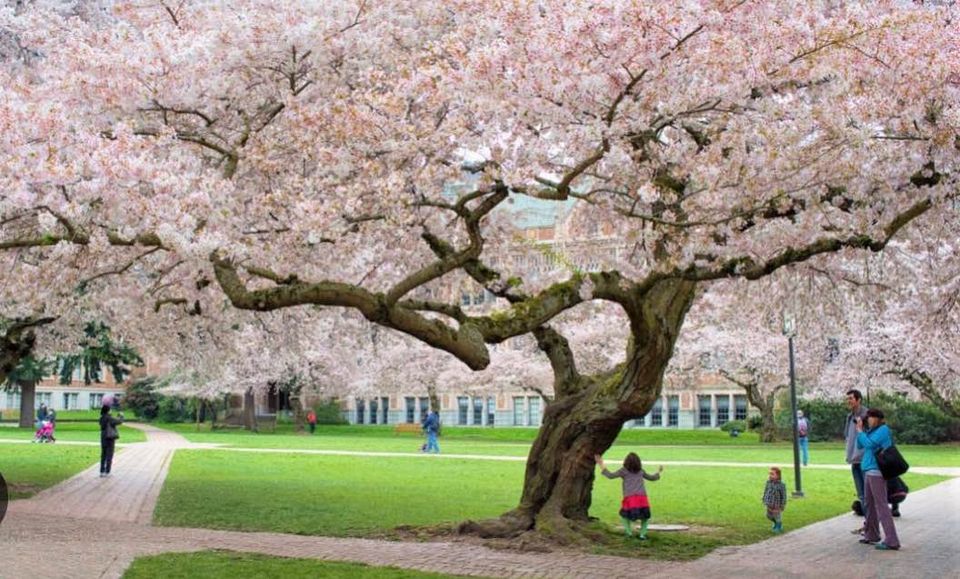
[122,550,480,579]
[0,442,102,498]
[152,448,948,561]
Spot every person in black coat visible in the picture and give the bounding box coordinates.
[99,405,124,477]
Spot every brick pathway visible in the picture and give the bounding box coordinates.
[1,424,957,578]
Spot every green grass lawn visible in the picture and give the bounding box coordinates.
[0,421,145,443]
[122,551,475,579]
[153,449,946,560]
[0,443,101,498]
[151,422,960,467]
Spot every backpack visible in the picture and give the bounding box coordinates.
[887,477,909,505]
[797,418,808,437]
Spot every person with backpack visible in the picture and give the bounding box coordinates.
[796,410,810,466]
[421,409,440,454]
[99,404,124,478]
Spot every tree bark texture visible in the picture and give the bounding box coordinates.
[18,380,36,428]
[243,388,257,431]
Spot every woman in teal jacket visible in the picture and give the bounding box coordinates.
[855,408,900,550]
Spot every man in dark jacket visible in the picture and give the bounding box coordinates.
[844,389,869,520]
[422,410,440,454]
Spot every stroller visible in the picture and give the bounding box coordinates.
[33,419,55,443]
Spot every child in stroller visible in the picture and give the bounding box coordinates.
[33,419,55,443]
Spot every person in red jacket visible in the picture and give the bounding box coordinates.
[306,409,317,434]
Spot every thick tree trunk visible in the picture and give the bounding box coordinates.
[723,372,782,444]
[427,385,440,415]
[758,402,777,443]
[207,399,218,429]
[243,388,257,431]
[290,395,305,433]
[18,380,36,428]
[460,279,696,541]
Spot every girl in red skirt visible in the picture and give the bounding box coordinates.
[596,452,663,540]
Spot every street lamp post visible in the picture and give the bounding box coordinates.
[782,313,804,498]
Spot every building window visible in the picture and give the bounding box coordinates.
[717,395,730,426]
[355,398,365,425]
[369,398,379,424]
[513,397,526,426]
[36,392,52,407]
[62,392,79,410]
[473,291,485,305]
[460,292,471,306]
[458,396,469,425]
[486,397,496,426]
[735,395,748,420]
[473,397,483,425]
[90,393,104,410]
[668,395,679,427]
[405,397,416,423]
[6,391,20,409]
[419,397,429,422]
[528,397,541,426]
[380,397,389,424]
[698,395,712,427]
[650,398,663,427]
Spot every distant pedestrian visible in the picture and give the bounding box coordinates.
[763,466,787,533]
[36,403,48,429]
[856,408,901,550]
[844,389,869,520]
[595,452,662,540]
[421,410,440,453]
[98,404,124,478]
[797,410,810,466]
[306,409,317,434]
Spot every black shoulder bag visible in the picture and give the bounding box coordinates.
[877,445,909,480]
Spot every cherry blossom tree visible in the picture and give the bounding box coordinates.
[0,1,957,541]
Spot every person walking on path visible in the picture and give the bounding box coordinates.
[98,404,124,477]
[306,409,317,434]
[796,410,810,466]
[844,389,869,519]
[421,410,440,453]
[595,452,663,540]
[763,466,788,533]
[856,408,901,550]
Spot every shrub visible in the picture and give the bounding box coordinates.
[773,393,960,444]
[157,396,188,423]
[123,378,161,421]
[746,414,763,430]
[720,419,747,432]
[313,399,347,425]
[872,392,959,445]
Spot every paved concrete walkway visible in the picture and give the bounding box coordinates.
[1,424,958,578]
[11,424,200,524]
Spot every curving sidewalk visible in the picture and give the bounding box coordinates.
[0,424,957,579]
